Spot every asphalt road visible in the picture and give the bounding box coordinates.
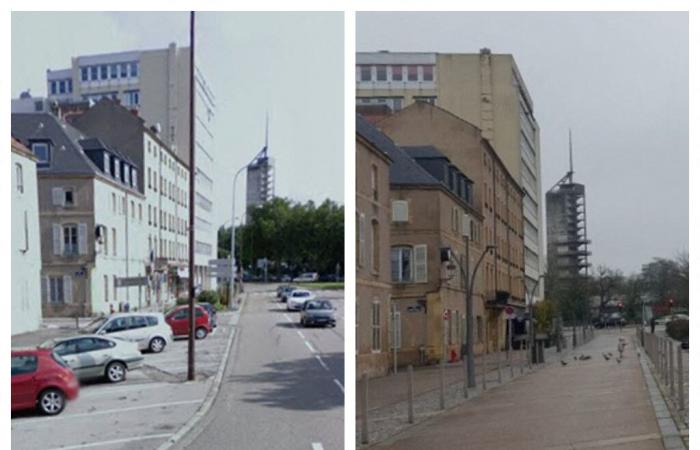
[175,283,345,450]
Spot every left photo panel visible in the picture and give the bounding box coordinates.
[10,11,345,450]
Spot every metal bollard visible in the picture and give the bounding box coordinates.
[497,350,502,384]
[463,358,469,399]
[408,365,414,423]
[520,345,524,375]
[361,373,369,444]
[439,358,445,410]
[677,345,684,410]
[509,347,514,378]
[482,353,487,390]
[669,340,675,397]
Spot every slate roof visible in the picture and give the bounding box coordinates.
[356,114,440,186]
[402,145,450,160]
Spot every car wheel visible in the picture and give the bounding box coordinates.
[106,361,127,383]
[38,388,65,415]
[195,327,208,340]
[149,337,166,353]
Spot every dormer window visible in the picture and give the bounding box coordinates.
[31,142,50,166]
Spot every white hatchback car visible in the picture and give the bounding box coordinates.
[85,313,173,353]
[286,290,315,311]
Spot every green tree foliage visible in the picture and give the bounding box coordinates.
[218,197,344,276]
[641,255,688,309]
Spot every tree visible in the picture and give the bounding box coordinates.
[592,265,624,315]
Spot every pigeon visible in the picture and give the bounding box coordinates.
[560,360,568,366]
[616,357,621,364]
[603,353,610,361]
[574,356,578,360]
[580,355,591,361]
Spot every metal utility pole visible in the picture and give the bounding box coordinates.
[187,10,196,382]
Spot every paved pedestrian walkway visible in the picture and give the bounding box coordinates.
[371,330,665,450]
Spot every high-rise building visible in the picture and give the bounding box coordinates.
[245,148,274,221]
[357,49,545,301]
[45,43,217,290]
[546,133,591,279]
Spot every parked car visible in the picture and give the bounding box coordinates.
[165,305,211,339]
[40,335,143,384]
[281,275,292,282]
[280,285,299,303]
[286,289,315,311]
[292,272,319,283]
[277,284,292,298]
[658,314,689,326]
[85,313,173,354]
[198,302,218,328]
[11,349,79,415]
[300,299,336,327]
[594,312,627,328]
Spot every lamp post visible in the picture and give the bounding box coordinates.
[526,275,545,364]
[229,165,248,306]
[449,240,495,388]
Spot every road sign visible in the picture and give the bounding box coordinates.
[504,306,516,320]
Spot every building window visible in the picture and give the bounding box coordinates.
[407,65,418,81]
[123,90,140,106]
[104,275,109,302]
[31,142,50,165]
[130,62,139,77]
[64,188,74,206]
[359,65,372,81]
[376,65,387,81]
[112,228,117,256]
[100,65,108,80]
[15,163,23,193]
[67,79,72,93]
[131,201,135,218]
[63,224,78,256]
[358,213,366,267]
[50,81,57,95]
[110,64,119,79]
[371,301,381,352]
[138,204,142,222]
[422,65,434,81]
[113,275,117,303]
[391,246,413,283]
[391,65,403,81]
[49,277,65,303]
[120,63,128,78]
[90,66,98,80]
[371,219,380,273]
[392,200,409,222]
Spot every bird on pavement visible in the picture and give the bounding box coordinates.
[616,357,622,364]
[603,353,610,361]
[561,360,568,366]
[574,356,578,360]
[579,355,591,361]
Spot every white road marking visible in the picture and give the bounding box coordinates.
[283,314,293,322]
[296,330,306,339]
[312,443,324,450]
[305,341,316,353]
[315,355,329,371]
[79,382,170,398]
[333,379,345,393]
[45,433,172,450]
[12,399,202,426]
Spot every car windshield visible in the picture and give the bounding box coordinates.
[306,300,332,310]
[38,339,58,349]
[293,291,310,297]
[84,317,108,334]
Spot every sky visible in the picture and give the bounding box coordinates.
[357,11,689,275]
[11,11,345,230]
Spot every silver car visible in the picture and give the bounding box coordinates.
[300,299,336,327]
[85,313,173,353]
[40,335,143,383]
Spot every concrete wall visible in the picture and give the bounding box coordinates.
[11,148,43,335]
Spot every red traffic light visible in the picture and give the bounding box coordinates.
[617,302,623,309]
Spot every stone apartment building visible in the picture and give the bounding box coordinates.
[356,115,393,378]
[11,138,43,334]
[71,98,191,304]
[377,101,526,353]
[388,143,485,366]
[12,113,147,317]
[357,50,544,303]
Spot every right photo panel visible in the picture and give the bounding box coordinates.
[355,11,689,450]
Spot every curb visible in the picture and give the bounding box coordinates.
[155,292,248,450]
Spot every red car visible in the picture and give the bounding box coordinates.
[165,305,211,339]
[11,349,79,415]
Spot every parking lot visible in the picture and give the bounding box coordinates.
[11,309,238,450]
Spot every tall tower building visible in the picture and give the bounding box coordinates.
[545,132,591,279]
[45,43,218,290]
[245,121,275,221]
[356,49,545,301]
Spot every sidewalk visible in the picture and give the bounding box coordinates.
[370,330,666,450]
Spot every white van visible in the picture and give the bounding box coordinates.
[292,272,319,282]
[85,313,173,353]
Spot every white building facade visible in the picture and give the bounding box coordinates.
[11,139,43,334]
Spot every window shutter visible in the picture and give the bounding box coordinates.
[414,244,428,283]
[42,276,49,303]
[462,213,471,237]
[52,223,62,255]
[63,276,72,304]
[78,223,88,255]
[392,201,408,222]
[52,187,65,206]
[359,213,366,267]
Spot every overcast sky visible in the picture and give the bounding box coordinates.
[358,12,688,275]
[12,11,344,229]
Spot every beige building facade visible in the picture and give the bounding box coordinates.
[357,50,544,303]
[378,102,527,353]
[356,116,393,378]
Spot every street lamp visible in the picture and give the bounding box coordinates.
[447,240,495,388]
